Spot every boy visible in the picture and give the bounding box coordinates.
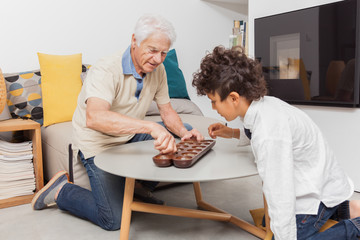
[192,46,360,239]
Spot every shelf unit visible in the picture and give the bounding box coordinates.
[0,119,44,208]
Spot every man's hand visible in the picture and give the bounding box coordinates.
[150,123,177,154]
[158,102,204,142]
[180,128,204,142]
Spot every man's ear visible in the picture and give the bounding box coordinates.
[131,34,137,48]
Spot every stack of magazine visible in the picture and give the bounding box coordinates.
[0,139,35,200]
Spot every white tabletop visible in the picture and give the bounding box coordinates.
[95,138,258,183]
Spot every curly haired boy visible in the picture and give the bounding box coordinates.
[192,46,360,240]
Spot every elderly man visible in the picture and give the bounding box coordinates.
[31,14,203,230]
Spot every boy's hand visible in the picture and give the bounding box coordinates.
[208,123,233,139]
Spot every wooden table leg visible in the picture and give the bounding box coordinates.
[193,182,203,204]
[119,181,267,239]
[193,182,266,239]
[263,194,273,239]
[120,177,135,240]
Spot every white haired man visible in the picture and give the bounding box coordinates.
[31,14,203,230]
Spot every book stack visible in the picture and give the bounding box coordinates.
[0,139,35,200]
[229,20,248,55]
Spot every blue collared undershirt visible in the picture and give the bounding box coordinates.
[122,46,145,100]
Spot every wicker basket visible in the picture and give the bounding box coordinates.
[0,68,7,114]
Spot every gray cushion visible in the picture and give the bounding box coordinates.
[146,99,203,116]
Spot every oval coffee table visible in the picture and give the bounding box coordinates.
[95,138,270,239]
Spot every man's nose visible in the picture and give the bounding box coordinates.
[153,52,162,64]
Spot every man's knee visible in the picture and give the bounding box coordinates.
[183,123,193,131]
[98,212,121,231]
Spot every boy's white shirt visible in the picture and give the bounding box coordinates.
[237,96,354,240]
[237,126,251,146]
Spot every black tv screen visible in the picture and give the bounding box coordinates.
[255,0,360,107]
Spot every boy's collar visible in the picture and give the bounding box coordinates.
[243,97,263,129]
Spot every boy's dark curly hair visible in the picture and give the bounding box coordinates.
[192,46,267,101]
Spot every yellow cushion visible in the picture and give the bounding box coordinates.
[38,53,82,127]
[0,68,7,114]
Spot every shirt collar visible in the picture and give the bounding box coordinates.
[243,97,264,130]
[122,45,145,80]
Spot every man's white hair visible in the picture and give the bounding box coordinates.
[134,14,176,47]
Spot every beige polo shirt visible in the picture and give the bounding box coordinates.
[72,50,170,159]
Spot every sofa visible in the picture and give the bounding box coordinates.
[3,50,221,190]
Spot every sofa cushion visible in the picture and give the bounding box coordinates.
[0,68,11,120]
[146,98,203,116]
[144,114,221,137]
[163,49,190,99]
[80,64,91,82]
[41,121,90,189]
[38,53,83,127]
[4,70,43,125]
[4,65,91,126]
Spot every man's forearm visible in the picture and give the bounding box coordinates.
[160,109,187,138]
[86,109,155,136]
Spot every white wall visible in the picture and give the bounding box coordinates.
[0,0,246,124]
[249,0,360,191]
